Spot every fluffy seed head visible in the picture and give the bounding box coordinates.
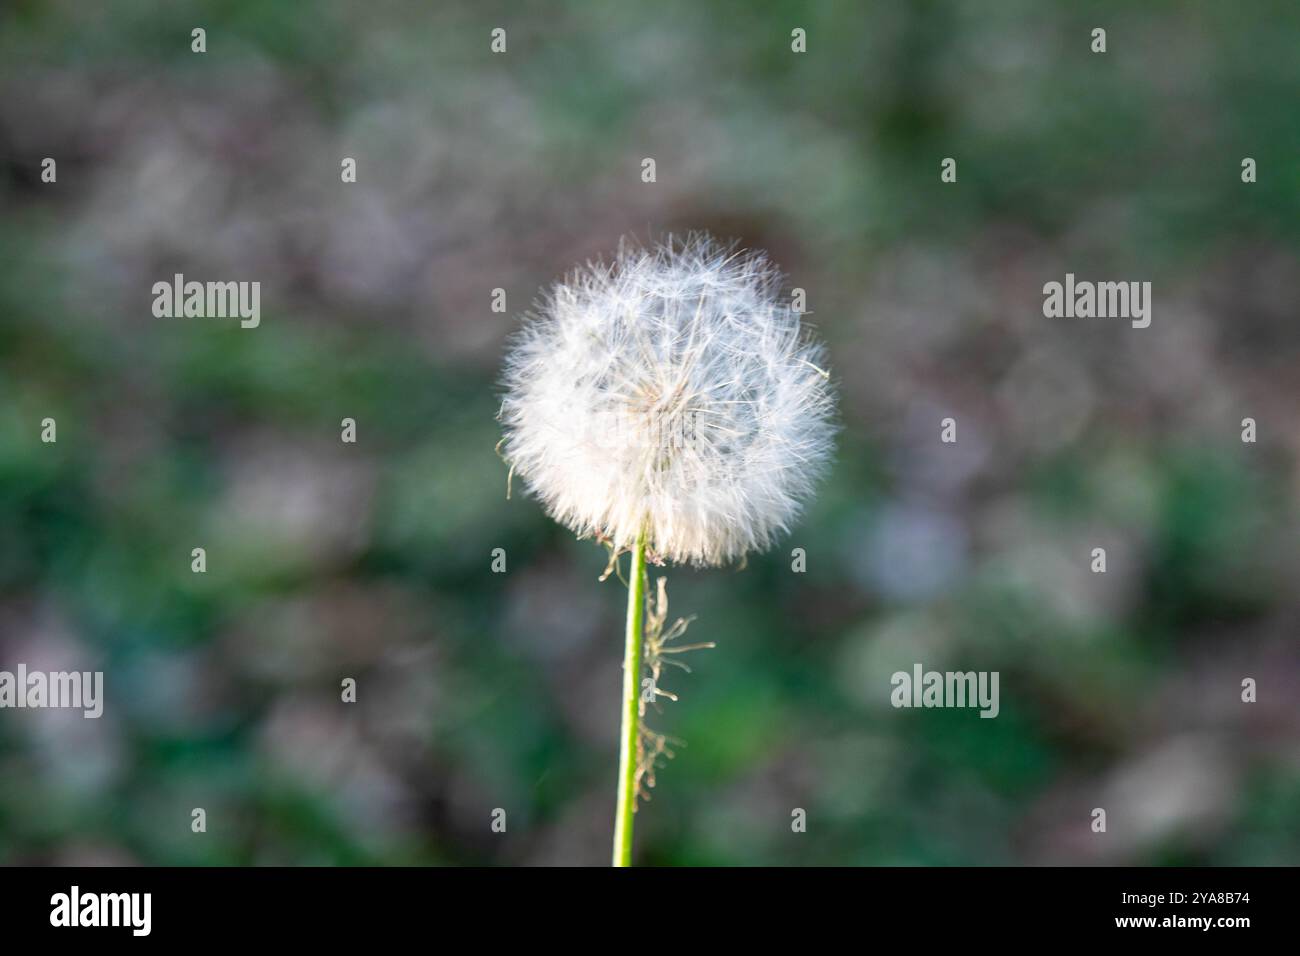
[499,234,836,566]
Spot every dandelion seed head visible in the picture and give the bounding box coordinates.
[499,234,836,566]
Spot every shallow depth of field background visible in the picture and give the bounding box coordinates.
[2,1,1298,865]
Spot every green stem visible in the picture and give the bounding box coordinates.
[612,528,647,867]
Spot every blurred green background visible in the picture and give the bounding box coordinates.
[1,0,1298,865]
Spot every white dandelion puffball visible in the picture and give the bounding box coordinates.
[500,235,836,567]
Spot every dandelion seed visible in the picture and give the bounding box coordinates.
[499,233,836,567]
